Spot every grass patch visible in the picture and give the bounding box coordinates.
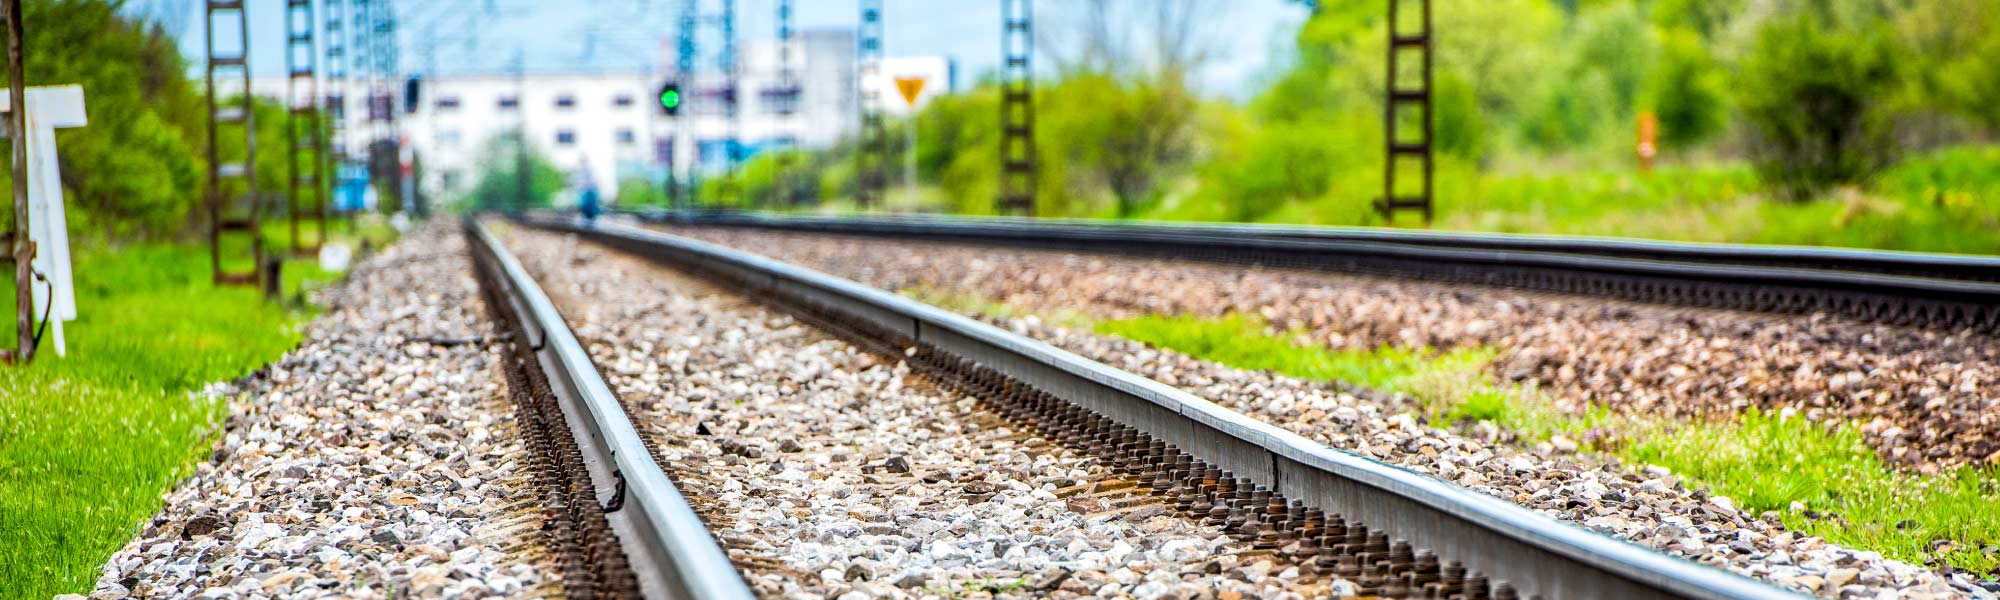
[1166,144,2000,255]
[1093,313,1609,443]
[1629,412,2000,575]
[1095,311,2000,574]
[0,241,349,597]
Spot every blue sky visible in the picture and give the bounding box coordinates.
[142,0,1310,99]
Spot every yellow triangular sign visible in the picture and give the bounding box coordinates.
[894,77,927,107]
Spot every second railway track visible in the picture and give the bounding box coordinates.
[631,210,2000,333]
[470,216,1800,599]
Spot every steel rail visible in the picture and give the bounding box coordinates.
[636,209,2000,280]
[624,209,2000,332]
[524,215,1805,600]
[466,219,756,600]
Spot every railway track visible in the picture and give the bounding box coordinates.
[481,215,1802,599]
[628,210,2000,333]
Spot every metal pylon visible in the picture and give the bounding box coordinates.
[324,0,348,223]
[1377,0,1434,225]
[287,0,327,255]
[999,0,1036,216]
[855,0,887,207]
[205,0,265,288]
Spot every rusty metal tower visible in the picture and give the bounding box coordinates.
[1376,0,1434,225]
[205,0,266,289]
[324,0,349,222]
[287,0,327,255]
[999,0,1036,216]
[855,0,887,207]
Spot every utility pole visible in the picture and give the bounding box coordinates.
[856,0,886,208]
[3,0,30,363]
[773,0,803,207]
[670,0,696,210]
[324,0,349,227]
[1376,0,1434,225]
[287,0,327,256]
[513,50,529,212]
[718,0,739,207]
[370,1,402,215]
[999,0,1036,216]
[205,0,266,291]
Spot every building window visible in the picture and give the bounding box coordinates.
[556,129,576,145]
[497,95,519,110]
[616,128,636,145]
[434,95,461,110]
[613,94,634,108]
[437,129,462,148]
[555,94,576,109]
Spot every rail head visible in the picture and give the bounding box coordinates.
[637,208,2000,277]
[467,218,756,600]
[531,216,1806,600]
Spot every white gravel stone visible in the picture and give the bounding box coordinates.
[91,222,558,599]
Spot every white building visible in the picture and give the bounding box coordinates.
[262,29,931,204]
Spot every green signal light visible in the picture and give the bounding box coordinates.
[660,90,681,108]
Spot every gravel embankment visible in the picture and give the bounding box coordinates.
[504,228,1371,599]
[668,227,1999,473]
[657,225,1997,599]
[89,223,557,599]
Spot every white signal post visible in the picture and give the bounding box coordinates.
[894,77,926,206]
[0,85,87,356]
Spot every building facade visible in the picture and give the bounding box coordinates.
[266,29,874,204]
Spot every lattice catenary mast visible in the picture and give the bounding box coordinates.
[1377,0,1434,224]
[855,0,887,207]
[205,0,266,289]
[999,0,1036,216]
[287,0,327,254]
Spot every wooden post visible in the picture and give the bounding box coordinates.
[4,0,31,364]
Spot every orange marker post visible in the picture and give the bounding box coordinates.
[1637,111,1658,173]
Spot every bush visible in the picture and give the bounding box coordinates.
[1643,28,1729,151]
[1736,14,1900,200]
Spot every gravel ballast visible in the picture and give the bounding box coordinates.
[90,224,558,599]
[654,224,1997,599]
[501,227,1410,599]
[667,226,1999,473]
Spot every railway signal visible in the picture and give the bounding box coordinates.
[658,80,683,116]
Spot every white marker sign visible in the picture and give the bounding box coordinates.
[0,85,88,356]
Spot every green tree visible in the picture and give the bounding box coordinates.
[616,177,668,208]
[5,0,206,239]
[1736,12,1900,200]
[1893,0,2000,131]
[1643,28,1729,151]
[461,130,564,209]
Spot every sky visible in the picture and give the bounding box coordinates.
[137,0,1311,100]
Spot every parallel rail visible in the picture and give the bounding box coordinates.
[630,210,2000,332]
[525,215,1802,600]
[466,219,756,600]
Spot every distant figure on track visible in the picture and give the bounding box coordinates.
[579,183,601,226]
[577,158,601,227]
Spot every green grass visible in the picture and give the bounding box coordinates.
[1093,311,2000,575]
[0,241,349,597]
[1162,144,2000,255]
[1630,412,2000,575]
